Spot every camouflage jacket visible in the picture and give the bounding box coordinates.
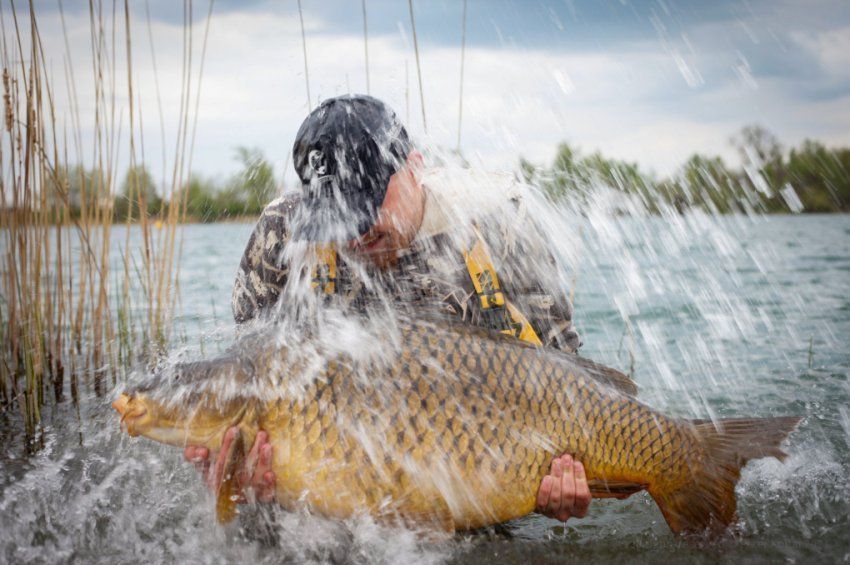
[231,169,581,353]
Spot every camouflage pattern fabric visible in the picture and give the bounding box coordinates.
[231,189,581,353]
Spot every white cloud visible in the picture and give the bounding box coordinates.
[6,4,849,191]
[790,25,850,80]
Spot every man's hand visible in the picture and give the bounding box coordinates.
[183,427,276,503]
[535,454,591,522]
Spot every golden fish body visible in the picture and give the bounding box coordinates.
[114,319,799,535]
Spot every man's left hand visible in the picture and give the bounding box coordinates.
[184,427,276,504]
[535,453,591,522]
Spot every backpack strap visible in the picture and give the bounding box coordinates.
[463,231,543,346]
[311,244,338,295]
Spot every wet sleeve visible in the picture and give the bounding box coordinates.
[231,198,295,324]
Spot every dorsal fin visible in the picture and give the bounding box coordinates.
[570,355,637,397]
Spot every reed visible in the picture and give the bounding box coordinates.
[0,0,210,440]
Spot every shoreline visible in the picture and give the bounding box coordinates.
[3,211,848,228]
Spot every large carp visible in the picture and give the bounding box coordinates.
[112,318,799,535]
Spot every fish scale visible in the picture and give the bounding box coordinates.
[114,319,800,535]
[267,324,688,525]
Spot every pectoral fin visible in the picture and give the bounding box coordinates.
[216,429,246,524]
[588,479,647,499]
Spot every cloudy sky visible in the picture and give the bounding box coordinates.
[8,0,850,186]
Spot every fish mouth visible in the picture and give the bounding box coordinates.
[112,393,149,437]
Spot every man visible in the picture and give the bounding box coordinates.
[185,95,591,524]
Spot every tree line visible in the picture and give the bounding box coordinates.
[521,125,850,214]
[54,126,850,222]
[55,146,277,222]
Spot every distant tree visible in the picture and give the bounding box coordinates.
[183,175,219,222]
[115,165,161,221]
[731,124,783,168]
[546,143,588,200]
[518,157,536,183]
[552,143,582,177]
[583,151,654,204]
[531,143,658,209]
[53,164,99,218]
[231,146,276,214]
[674,154,740,213]
[785,140,850,212]
[41,164,124,221]
[833,147,850,210]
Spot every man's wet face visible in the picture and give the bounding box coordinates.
[351,223,406,269]
[349,152,425,269]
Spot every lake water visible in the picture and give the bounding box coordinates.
[1,214,849,563]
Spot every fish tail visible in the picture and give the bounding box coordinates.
[650,416,802,536]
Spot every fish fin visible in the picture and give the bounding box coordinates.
[572,356,638,397]
[587,479,647,499]
[216,430,246,524]
[651,416,802,536]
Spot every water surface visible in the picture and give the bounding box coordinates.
[1,214,848,563]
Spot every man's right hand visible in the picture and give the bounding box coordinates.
[535,453,591,522]
[183,427,276,503]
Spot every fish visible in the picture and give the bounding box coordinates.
[112,318,800,535]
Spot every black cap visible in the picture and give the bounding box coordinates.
[291,95,412,241]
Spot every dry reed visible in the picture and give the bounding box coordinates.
[0,0,211,441]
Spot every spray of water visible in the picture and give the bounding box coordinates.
[3,121,849,563]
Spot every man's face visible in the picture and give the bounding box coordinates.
[348,151,425,269]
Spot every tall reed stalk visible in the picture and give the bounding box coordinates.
[0,0,211,441]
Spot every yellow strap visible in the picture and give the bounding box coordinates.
[505,302,544,345]
[311,238,542,347]
[464,238,506,309]
[311,244,337,295]
[463,233,543,346]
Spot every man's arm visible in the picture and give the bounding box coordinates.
[231,195,299,324]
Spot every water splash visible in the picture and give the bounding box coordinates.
[2,158,849,561]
